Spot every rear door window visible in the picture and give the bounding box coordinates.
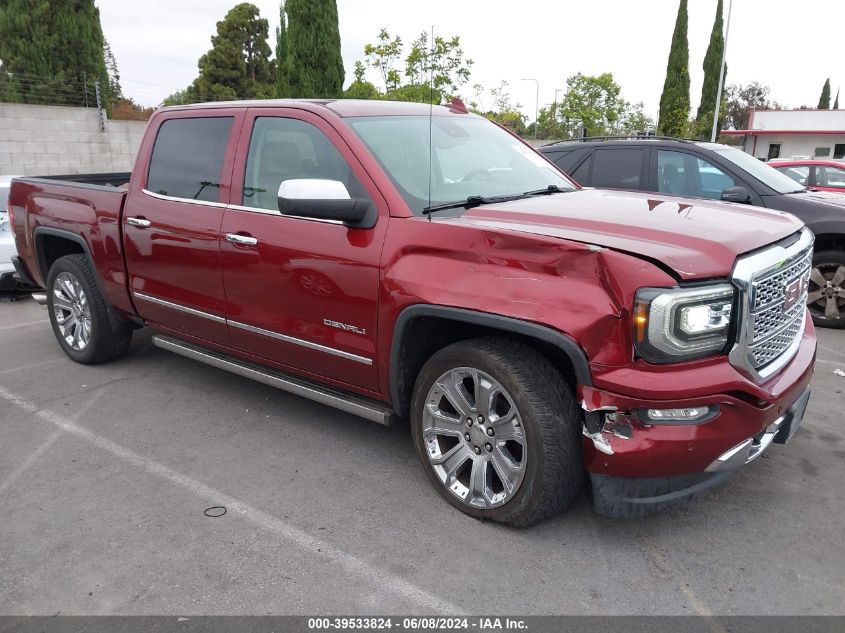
[147,117,234,202]
[818,164,845,189]
[591,148,644,190]
[774,165,810,187]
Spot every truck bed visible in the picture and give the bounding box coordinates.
[23,172,132,188]
[9,174,132,313]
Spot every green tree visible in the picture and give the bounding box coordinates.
[658,0,690,137]
[103,38,123,104]
[554,72,627,138]
[695,0,726,139]
[835,89,840,110]
[360,28,472,103]
[403,31,472,98]
[618,102,655,135]
[0,0,110,108]
[818,78,831,109]
[724,82,771,130]
[364,29,403,93]
[470,81,526,135]
[179,3,275,103]
[285,0,344,98]
[275,2,290,97]
[343,61,382,100]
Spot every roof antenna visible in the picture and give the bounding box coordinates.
[427,24,434,221]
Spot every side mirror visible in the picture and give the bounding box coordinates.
[720,186,751,204]
[278,179,370,225]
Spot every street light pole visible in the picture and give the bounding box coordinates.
[711,0,734,142]
[522,78,540,139]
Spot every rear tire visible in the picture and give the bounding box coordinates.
[808,250,845,329]
[46,254,132,364]
[410,337,585,527]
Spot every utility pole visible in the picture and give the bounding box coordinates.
[521,78,540,139]
[711,0,734,142]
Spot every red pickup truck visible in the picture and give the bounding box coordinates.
[7,99,816,524]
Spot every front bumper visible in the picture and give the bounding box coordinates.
[583,317,816,517]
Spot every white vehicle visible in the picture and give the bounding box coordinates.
[1,175,26,291]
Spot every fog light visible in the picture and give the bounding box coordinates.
[648,407,708,419]
[636,405,717,425]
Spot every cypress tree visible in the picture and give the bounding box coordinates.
[189,3,275,102]
[275,2,290,97]
[834,89,840,110]
[658,0,690,137]
[818,78,831,109]
[0,0,109,107]
[285,0,345,98]
[695,0,725,140]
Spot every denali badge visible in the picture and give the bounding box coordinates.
[783,276,806,310]
[323,319,366,335]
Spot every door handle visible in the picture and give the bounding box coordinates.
[126,217,151,228]
[225,233,258,247]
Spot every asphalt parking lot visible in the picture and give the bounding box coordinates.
[0,297,843,616]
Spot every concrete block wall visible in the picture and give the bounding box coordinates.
[0,103,148,176]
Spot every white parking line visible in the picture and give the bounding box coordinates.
[0,358,64,376]
[0,429,62,497]
[0,389,105,497]
[818,344,845,361]
[0,319,50,332]
[0,383,460,614]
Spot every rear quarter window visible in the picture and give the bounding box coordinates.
[146,117,234,202]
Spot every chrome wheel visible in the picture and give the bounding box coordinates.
[808,264,845,321]
[52,271,92,351]
[422,367,526,509]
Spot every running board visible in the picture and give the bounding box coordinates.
[152,335,394,426]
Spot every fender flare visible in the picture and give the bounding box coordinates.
[33,227,128,329]
[390,304,592,415]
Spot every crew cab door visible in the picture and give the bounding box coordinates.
[220,108,388,392]
[123,109,243,344]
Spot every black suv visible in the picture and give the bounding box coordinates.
[539,138,845,328]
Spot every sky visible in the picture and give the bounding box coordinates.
[98,0,845,122]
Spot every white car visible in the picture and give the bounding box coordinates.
[1,175,26,291]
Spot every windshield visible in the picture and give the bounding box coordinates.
[347,115,575,215]
[713,147,805,194]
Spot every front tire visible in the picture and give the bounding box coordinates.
[47,254,132,364]
[808,250,845,329]
[410,338,585,527]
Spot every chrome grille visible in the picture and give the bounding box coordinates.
[730,229,814,382]
[748,246,812,369]
[751,247,813,312]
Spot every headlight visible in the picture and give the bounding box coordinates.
[634,284,735,363]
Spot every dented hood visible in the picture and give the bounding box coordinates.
[444,189,805,280]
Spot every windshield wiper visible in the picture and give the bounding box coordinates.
[422,194,524,215]
[523,184,568,196]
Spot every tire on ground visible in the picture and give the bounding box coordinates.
[46,254,133,364]
[809,250,845,329]
[410,336,585,527]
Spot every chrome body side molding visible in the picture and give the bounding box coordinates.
[132,291,371,365]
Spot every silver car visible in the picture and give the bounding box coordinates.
[1,175,27,292]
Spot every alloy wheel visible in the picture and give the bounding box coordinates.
[808,264,845,321]
[52,271,92,351]
[421,367,526,509]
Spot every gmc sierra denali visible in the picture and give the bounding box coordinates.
[8,99,816,524]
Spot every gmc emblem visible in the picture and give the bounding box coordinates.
[783,276,807,310]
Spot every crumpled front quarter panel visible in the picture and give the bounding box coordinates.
[378,217,678,397]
